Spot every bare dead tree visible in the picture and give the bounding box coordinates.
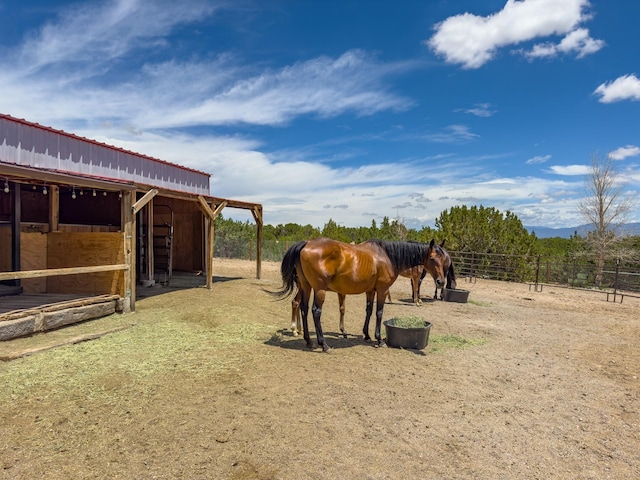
[578,152,633,286]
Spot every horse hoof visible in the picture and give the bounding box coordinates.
[375,341,387,348]
[323,346,333,353]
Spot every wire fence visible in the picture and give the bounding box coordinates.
[214,237,640,302]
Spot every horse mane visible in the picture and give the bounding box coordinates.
[364,239,427,273]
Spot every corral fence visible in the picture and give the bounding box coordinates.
[449,251,640,303]
[214,237,640,303]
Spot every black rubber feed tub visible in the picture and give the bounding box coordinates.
[384,319,432,350]
[442,288,470,303]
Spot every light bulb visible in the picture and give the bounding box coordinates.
[3,180,8,194]
[43,186,48,195]
[71,188,76,199]
[92,189,96,197]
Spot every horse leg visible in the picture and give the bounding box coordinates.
[447,265,457,290]
[411,276,422,306]
[299,287,313,349]
[291,290,302,335]
[338,293,347,338]
[311,289,331,352]
[374,293,387,348]
[363,291,375,342]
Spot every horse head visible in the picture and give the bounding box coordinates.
[426,239,447,287]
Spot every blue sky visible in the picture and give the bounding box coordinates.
[1,0,639,229]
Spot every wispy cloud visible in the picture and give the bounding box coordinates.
[526,154,552,165]
[456,103,495,117]
[424,125,479,143]
[136,50,416,129]
[594,74,640,103]
[427,0,600,69]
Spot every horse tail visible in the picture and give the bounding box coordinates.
[266,240,307,299]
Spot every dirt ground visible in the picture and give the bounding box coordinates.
[1,258,639,479]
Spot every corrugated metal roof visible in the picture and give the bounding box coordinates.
[0,113,210,195]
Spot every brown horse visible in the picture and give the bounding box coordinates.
[386,266,427,306]
[428,240,457,299]
[291,288,346,337]
[269,237,436,352]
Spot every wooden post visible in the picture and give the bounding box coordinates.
[252,206,263,279]
[49,185,59,232]
[122,190,135,312]
[10,183,21,287]
[146,201,154,283]
[207,214,214,289]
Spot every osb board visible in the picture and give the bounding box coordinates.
[0,225,10,272]
[46,232,125,296]
[21,232,47,293]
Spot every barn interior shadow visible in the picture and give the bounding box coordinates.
[136,272,242,299]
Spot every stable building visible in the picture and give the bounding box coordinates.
[0,113,263,340]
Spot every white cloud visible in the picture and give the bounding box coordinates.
[524,28,604,59]
[526,154,552,165]
[609,145,640,160]
[594,74,640,103]
[427,0,597,69]
[548,164,591,175]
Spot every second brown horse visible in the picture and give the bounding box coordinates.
[270,237,438,352]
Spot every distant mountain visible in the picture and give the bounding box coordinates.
[526,223,640,239]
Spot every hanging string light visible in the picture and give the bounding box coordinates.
[71,187,77,199]
[43,185,48,195]
[3,179,9,194]
[92,189,97,197]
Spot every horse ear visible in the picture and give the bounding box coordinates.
[440,239,446,248]
[429,239,435,247]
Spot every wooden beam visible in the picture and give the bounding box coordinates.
[213,200,228,217]
[0,264,129,282]
[132,189,158,215]
[197,196,216,220]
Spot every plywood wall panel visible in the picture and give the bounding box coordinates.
[20,232,47,293]
[46,232,124,295]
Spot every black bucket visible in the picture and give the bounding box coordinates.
[442,288,470,303]
[384,319,432,350]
